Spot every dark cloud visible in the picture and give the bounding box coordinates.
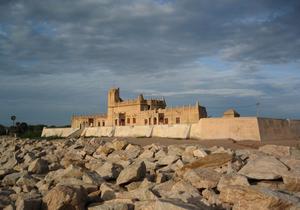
[0,0,299,76]
[0,0,300,125]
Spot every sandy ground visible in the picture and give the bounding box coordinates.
[95,137,300,150]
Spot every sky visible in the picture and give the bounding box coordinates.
[0,0,300,126]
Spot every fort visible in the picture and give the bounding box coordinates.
[42,87,300,141]
[71,87,207,128]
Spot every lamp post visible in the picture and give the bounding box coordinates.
[11,115,16,126]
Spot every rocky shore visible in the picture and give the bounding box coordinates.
[1,136,300,210]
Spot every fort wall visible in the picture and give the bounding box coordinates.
[41,127,79,138]
[43,117,300,141]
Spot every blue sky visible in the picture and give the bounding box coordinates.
[0,0,300,126]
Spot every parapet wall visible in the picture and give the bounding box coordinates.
[114,126,153,138]
[258,118,300,141]
[41,127,79,138]
[80,127,114,137]
[152,124,190,139]
[191,117,261,141]
[42,117,300,141]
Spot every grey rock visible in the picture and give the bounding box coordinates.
[116,161,146,185]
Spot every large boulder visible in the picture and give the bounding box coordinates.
[28,158,48,174]
[95,162,122,180]
[282,170,300,191]
[258,145,291,157]
[219,185,300,210]
[182,168,221,189]
[43,185,87,210]
[135,199,200,210]
[217,173,249,191]
[15,193,42,210]
[238,156,289,180]
[116,161,146,185]
[2,172,26,186]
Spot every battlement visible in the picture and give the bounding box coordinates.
[71,87,207,128]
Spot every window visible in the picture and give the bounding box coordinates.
[176,117,180,124]
[127,118,130,124]
[115,119,118,126]
[133,118,136,124]
[98,122,101,127]
[144,119,148,125]
[164,118,168,124]
[149,118,151,125]
[154,117,157,125]
[102,121,105,126]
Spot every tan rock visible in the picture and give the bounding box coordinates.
[135,199,199,210]
[182,168,221,189]
[15,193,41,210]
[217,173,249,191]
[95,162,122,180]
[219,185,300,210]
[28,158,48,174]
[157,155,180,166]
[116,161,146,185]
[180,153,233,171]
[116,187,157,201]
[259,145,291,157]
[238,156,289,180]
[282,170,300,191]
[202,189,220,206]
[112,139,128,151]
[43,185,87,210]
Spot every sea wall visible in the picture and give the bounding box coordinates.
[257,118,300,141]
[41,127,79,138]
[114,126,153,138]
[42,117,300,141]
[190,117,261,141]
[81,127,114,137]
[152,124,190,139]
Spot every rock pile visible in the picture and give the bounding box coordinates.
[0,136,300,209]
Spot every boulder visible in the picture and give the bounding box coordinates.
[82,171,105,185]
[282,170,300,191]
[135,199,200,210]
[202,189,221,206]
[193,149,207,158]
[95,145,114,156]
[116,161,146,185]
[182,168,221,189]
[217,173,249,191]
[238,156,289,180]
[112,139,128,151]
[100,183,118,201]
[15,193,41,210]
[124,144,141,159]
[219,185,300,210]
[259,145,291,157]
[88,202,130,210]
[95,162,122,180]
[43,185,87,210]
[28,158,48,174]
[181,153,233,171]
[157,155,180,166]
[160,180,201,203]
[116,187,157,201]
[138,150,154,159]
[2,172,26,186]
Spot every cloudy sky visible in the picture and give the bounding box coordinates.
[0,0,300,126]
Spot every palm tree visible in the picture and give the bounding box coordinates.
[11,115,16,126]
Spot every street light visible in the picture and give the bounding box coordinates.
[11,115,16,126]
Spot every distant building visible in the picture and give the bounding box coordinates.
[223,109,240,118]
[71,88,207,128]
